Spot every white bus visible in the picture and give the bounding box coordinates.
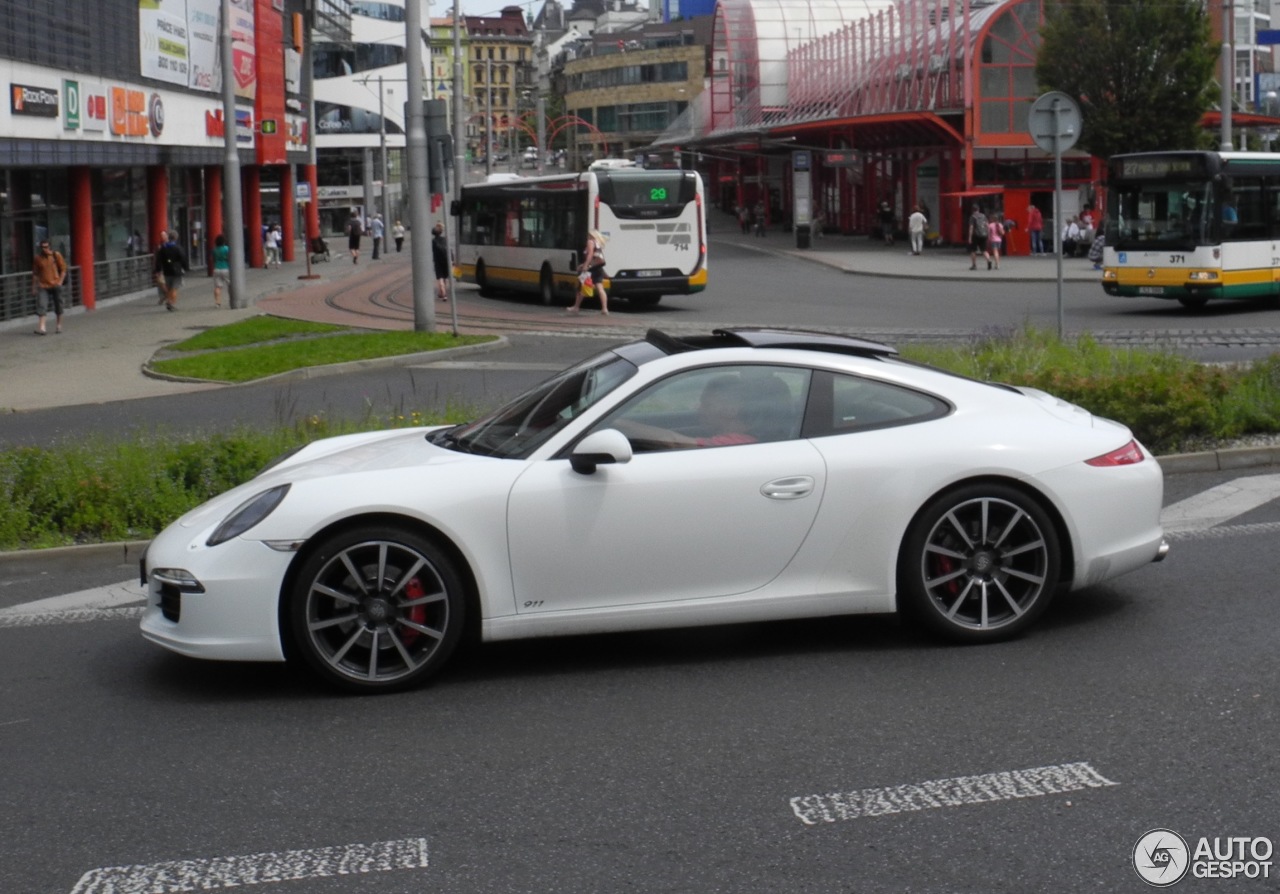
[451,164,708,307]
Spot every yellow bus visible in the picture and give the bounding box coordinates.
[452,163,708,307]
[1102,150,1280,309]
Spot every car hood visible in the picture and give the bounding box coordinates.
[170,427,493,531]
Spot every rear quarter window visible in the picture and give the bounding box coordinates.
[802,370,951,437]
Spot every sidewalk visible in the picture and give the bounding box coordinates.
[0,222,1100,415]
[704,206,1102,282]
[0,243,371,413]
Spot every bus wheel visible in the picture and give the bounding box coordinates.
[539,265,556,306]
[1177,294,1208,310]
[628,294,662,308]
[476,260,494,297]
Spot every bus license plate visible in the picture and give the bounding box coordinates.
[636,269,662,278]
[1137,286,1164,295]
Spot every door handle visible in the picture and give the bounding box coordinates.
[761,476,815,500]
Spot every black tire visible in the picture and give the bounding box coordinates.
[539,265,556,306]
[475,260,494,297]
[288,525,466,692]
[1177,294,1209,310]
[897,483,1060,643]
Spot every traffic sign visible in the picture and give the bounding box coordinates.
[1028,91,1081,153]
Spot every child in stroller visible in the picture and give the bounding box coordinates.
[309,235,331,263]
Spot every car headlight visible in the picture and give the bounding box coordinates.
[207,484,291,546]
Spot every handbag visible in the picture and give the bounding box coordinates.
[578,270,594,297]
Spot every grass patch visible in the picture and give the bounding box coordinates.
[6,326,1280,551]
[166,316,348,352]
[150,331,496,382]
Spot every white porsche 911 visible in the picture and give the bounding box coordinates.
[141,328,1168,692]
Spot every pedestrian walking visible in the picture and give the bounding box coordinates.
[968,204,991,270]
[346,210,363,264]
[908,203,927,256]
[264,223,282,268]
[153,230,189,311]
[986,216,1005,270]
[212,233,230,307]
[370,214,385,260]
[31,239,67,335]
[393,220,406,252]
[753,201,766,237]
[1027,204,1045,255]
[567,229,609,315]
[431,222,451,302]
[878,201,895,245]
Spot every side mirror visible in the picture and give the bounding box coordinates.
[569,428,633,475]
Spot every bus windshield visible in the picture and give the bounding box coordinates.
[1106,180,1217,250]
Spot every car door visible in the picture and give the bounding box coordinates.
[506,365,825,613]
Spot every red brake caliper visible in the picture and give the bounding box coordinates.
[401,577,427,645]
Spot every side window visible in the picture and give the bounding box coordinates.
[594,365,810,452]
[803,370,949,436]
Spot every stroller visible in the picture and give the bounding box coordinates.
[309,235,331,263]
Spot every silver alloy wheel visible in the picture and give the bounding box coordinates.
[915,493,1054,633]
[298,535,456,688]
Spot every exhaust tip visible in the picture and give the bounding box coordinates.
[1153,539,1170,562]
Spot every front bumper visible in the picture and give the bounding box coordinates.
[139,529,297,663]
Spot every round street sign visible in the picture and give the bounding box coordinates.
[1028,91,1082,153]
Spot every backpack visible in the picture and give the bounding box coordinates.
[971,211,988,234]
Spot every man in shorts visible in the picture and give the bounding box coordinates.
[968,204,990,270]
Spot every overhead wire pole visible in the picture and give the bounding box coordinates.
[219,0,247,308]
[448,0,465,330]
[405,0,434,330]
[1222,0,1234,151]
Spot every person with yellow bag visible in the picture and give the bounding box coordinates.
[566,229,609,315]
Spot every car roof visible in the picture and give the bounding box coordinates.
[643,328,899,359]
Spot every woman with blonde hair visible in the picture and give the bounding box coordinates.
[567,228,609,315]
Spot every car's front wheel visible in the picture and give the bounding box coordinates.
[898,484,1060,643]
[288,525,466,692]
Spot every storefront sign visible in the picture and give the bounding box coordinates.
[11,83,58,118]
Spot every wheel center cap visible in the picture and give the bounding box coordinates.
[971,551,995,575]
[364,598,392,625]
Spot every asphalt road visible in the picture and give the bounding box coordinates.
[3,513,1278,892]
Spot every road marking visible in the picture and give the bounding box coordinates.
[789,761,1117,825]
[70,837,429,893]
[1160,472,1280,533]
[0,580,144,628]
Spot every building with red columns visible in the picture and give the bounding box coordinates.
[0,0,329,324]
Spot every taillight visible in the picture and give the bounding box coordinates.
[1085,439,1145,467]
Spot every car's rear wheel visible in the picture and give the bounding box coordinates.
[539,264,556,305]
[288,525,466,692]
[475,260,494,297]
[898,484,1059,643]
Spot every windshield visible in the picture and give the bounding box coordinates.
[1106,180,1216,250]
[432,352,637,459]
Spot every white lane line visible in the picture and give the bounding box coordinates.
[70,837,429,893]
[1160,472,1280,533]
[0,580,145,615]
[789,761,1117,825]
[0,580,146,628]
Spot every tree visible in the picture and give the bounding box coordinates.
[1035,0,1219,160]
